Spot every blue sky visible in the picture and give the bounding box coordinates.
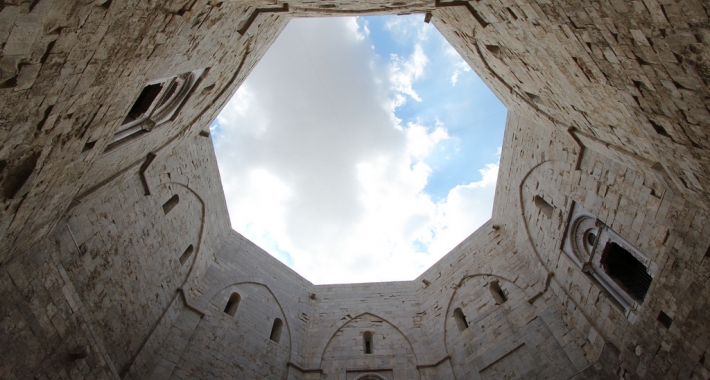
[210,16,506,284]
[361,16,506,201]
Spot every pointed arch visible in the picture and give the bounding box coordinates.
[319,312,418,365]
[205,280,293,362]
[161,182,206,291]
[443,274,528,355]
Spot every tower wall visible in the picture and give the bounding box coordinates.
[1,0,709,379]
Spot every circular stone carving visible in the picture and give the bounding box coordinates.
[570,214,598,264]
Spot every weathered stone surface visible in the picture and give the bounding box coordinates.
[1,0,709,379]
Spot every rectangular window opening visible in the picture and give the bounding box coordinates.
[82,140,96,152]
[489,280,508,305]
[657,311,672,329]
[363,331,373,354]
[123,83,163,125]
[107,68,206,153]
[453,308,469,332]
[534,195,554,218]
[600,242,652,302]
[163,194,180,215]
[179,245,194,265]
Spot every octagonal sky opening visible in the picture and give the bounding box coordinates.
[210,15,507,285]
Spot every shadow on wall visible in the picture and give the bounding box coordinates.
[320,313,418,379]
[445,274,581,379]
[55,181,204,376]
[167,282,292,378]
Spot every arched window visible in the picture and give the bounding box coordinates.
[223,293,240,316]
[489,280,507,305]
[270,318,283,343]
[179,245,193,265]
[162,194,179,215]
[453,308,469,331]
[363,331,373,354]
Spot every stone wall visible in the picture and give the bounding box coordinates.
[1,0,709,379]
[502,112,710,379]
[0,131,228,379]
[432,0,710,207]
[0,0,286,265]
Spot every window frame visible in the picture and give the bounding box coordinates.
[563,204,657,323]
[107,68,206,151]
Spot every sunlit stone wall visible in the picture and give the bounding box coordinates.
[1,0,709,379]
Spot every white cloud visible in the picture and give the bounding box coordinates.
[346,17,368,41]
[214,84,270,137]
[385,15,431,42]
[212,17,501,284]
[405,122,449,158]
[420,163,499,264]
[228,169,292,239]
[389,44,428,107]
[445,44,472,86]
[451,61,472,86]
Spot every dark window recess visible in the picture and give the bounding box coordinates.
[82,140,96,152]
[179,245,194,265]
[649,119,671,138]
[122,83,163,124]
[490,281,508,304]
[657,311,673,329]
[363,331,373,354]
[224,293,240,316]
[1,151,40,199]
[453,308,469,331]
[600,242,652,302]
[162,194,179,215]
[270,318,283,343]
[486,44,501,55]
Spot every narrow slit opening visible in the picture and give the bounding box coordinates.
[179,245,194,265]
[534,195,554,218]
[453,308,469,331]
[270,318,283,343]
[657,311,672,329]
[162,194,179,215]
[363,331,373,354]
[490,280,508,304]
